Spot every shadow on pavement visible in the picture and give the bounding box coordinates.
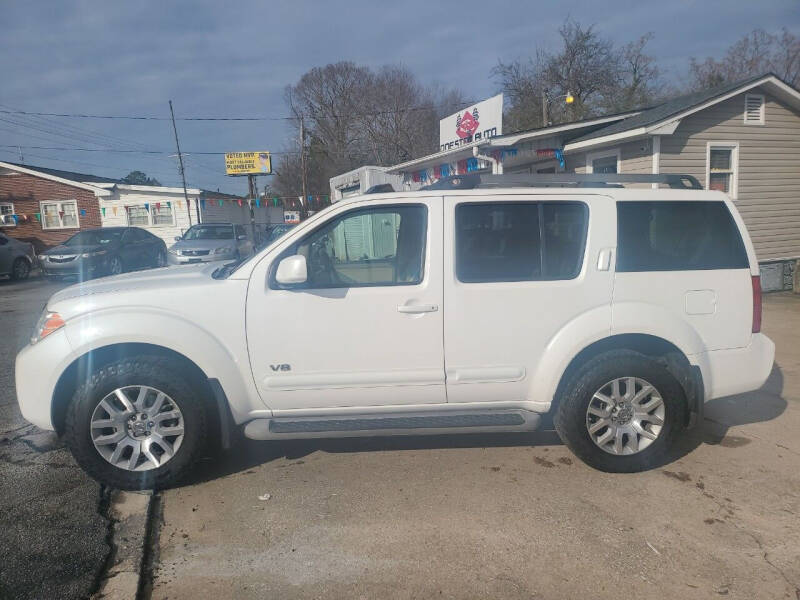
[182,363,787,488]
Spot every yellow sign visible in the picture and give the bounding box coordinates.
[224,151,272,176]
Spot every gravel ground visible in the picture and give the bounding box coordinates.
[0,275,112,600]
[152,293,800,600]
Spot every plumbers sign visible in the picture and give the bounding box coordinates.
[224,152,272,176]
[439,94,503,151]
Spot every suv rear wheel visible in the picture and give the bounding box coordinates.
[64,356,207,490]
[554,350,686,472]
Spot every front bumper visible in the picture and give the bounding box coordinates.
[40,256,106,276]
[167,252,233,266]
[15,329,75,431]
[695,333,776,401]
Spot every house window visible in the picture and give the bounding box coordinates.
[151,205,175,226]
[587,149,620,174]
[40,200,79,230]
[126,204,175,227]
[126,205,150,226]
[707,143,739,198]
[744,94,765,125]
[0,202,14,226]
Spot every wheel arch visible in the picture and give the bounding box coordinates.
[551,334,703,426]
[51,343,220,437]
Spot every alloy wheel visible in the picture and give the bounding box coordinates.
[109,257,123,275]
[90,385,185,471]
[585,377,665,455]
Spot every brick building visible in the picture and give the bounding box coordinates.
[0,161,111,252]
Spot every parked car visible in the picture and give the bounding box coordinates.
[39,227,167,280]
[15,173,775,490]
[0,231,35,280]
[168,223,253,265]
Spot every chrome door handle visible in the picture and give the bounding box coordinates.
[397,304,438,314]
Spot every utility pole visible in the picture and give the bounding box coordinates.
[299,114,308,220]
[541,92,548,127]
[17,146,24,163]
[169,100,193,226]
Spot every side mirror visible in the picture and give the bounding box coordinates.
[174,236,182,242]
[275,254,307,286]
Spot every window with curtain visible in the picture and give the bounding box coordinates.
[708,146,736,194]
[126,205,150,226]
[40,200,79,230]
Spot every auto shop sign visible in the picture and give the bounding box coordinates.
[439,94,503,151]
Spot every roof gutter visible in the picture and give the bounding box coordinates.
[473,146,502,174]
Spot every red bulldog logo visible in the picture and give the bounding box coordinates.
[456,108,480,139]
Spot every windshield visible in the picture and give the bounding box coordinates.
[63,230,123,246]
[267,224,295,242]
[182,225,234,240]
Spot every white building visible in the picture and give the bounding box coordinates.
[96,184,283,244]
[329,166,404,201]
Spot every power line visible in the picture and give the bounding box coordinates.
[0,144,300,156]
[0,99,476,122]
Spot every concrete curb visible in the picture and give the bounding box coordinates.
[92,490,153,600]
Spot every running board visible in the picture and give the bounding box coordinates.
[243,410,540,440]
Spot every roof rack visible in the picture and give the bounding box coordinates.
[420,173,703,191]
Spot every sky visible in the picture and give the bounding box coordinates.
[1,0,798,195]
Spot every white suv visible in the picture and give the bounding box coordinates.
[15,173,775,490]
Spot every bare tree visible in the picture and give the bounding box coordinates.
[276,61,464,198]
[607,33,661,112]
[688,28,800,90]
[493,19,660,131]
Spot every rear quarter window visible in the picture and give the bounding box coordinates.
[616,201,748,272]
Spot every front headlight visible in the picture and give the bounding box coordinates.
[80,250,107,258]
[214,246,234,254]
[31,310,65,344]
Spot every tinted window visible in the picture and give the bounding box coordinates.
[617,201,748,272]
[65,229,124,246]
[183,225,234,240]
[455,202,588,283]
[282,205,426,288]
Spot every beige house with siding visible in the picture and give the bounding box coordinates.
[381,73,800,290]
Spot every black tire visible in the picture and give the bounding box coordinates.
[155,249,167,268]
[10,257,30,281]
[64,356,208,490]
[554,350,687,473]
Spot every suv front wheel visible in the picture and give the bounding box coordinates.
[64,356,207,490]
[554,350,687,472]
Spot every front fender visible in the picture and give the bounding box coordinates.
[63,306,265,422]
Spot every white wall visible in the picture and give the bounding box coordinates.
[100,187,201,244]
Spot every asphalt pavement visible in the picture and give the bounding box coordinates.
[0,275,112,600]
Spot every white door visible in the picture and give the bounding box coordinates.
[246,198,445,411]
[443,194,616,404]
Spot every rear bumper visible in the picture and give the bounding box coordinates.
[695,333,776,401]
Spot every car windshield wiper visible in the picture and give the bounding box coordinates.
[211,259,244,280]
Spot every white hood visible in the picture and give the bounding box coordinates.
[48,263,218,307]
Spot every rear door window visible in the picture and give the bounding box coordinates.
[455,202,588,283]
[616,201,748,271]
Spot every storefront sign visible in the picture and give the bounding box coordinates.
[284,210,300,224]
[439,94,503,151]
[225,152,272,176]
